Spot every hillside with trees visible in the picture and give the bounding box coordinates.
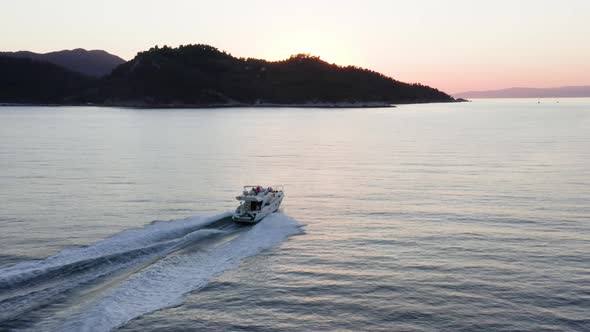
[1,44,457,107]
[0,55,94,104]
[95,44,455,106]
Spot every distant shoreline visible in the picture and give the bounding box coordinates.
[452,96,590,100]
[0,102,395,109]
[0,99,473,109]
[454,86,590,99]
[0,100,465,109]
[103,101,397,109]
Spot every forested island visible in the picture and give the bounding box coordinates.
[0,44,458,107]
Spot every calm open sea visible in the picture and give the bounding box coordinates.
[0,99,589,331]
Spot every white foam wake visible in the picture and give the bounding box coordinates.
[0,212,231,288]
[58,213,303,332]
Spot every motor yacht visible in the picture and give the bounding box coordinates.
[232,185,284,224]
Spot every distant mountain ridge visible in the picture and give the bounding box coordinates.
[455,86,590,99]
[0,49,125,77]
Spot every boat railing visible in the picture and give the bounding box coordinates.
[242,185,284,192]
[240,186,284,197]
[270,185,284,192]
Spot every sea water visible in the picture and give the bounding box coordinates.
[0,99,588,331]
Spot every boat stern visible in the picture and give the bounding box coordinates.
[232,212,258,224]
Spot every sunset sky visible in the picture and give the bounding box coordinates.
[2,0,589,93]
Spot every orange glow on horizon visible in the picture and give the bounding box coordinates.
[259,30,359,67]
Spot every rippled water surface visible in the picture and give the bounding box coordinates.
[1,100,589,331]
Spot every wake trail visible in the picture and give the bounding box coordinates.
[0,212,232,324]
[0,212,303,332]
[57,212,303,332]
